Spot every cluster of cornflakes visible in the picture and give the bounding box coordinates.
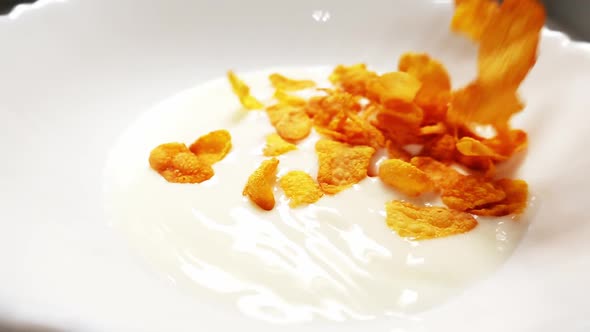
[149,130,232,183]
[150,0,545,240]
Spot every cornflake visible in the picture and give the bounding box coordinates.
[228,70,264,110]
[149,129,233,184]
[267,104,312,142]
[451,0,499,41]
[273,89,307,107]
[329,64,377,96]
[270,73,316,91]
[478,0,545,90]
[189,129,232,165]
[367,72,422,106]
[421,134,456,162]
[279,171,324,207]
[263,133,297,157]
[442,175,506,211]
[469,179,528,216]
[378,159,435,197]
[149,143,214,184]
[398,52,451,123]
[386,201,478,240]
[243,158,279,211]
[456,136,506,161]
[410,156,463,190]
[316,139,375,194]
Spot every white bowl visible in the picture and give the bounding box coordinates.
[0,1,589,331]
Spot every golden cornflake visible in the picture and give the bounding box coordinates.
[316,139,375,194]
[410,156,463,190]
[398,52,451,116]
[228,70,264,110]
[267,104,312,142]
[379,159,435,196]
[149,143,214,184]
[366,72,422,106]
[189,129,232,165]
[469,179,528,216]
[279,171,324,207]
[263,133,297,157]
[329,63,377,96]
[270,73,316,91]
[243,158,279,211]
[451,0,499,41]
[441,175,506,211]
[386,200,478,240]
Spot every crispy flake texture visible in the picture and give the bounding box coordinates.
[228,70,264,110]
[189,130,232,165]
[442,175,506,211]
[279,171,324,207]
[267,105,312,142]
[410,157,463,190]
[379,159,435,196]
[367,72,422,106]
[243,158,279,211]
[456,136,506,161]
[329,64,377,96]
[483,129,528,156]
[149,142,190,173]
[374,102,424,145]
[149,143,214,184]
[270,73,316,91]
[421,134,456,162]
[398,52,451,117]
[316,139,375,194]
[386,201,478,240]
[149,129,233,184]
[310,92,385,149]
[263,133,297,157]
[469,179,528,216]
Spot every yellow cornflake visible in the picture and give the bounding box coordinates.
[227,70,264,110]
[149,142,190,173]
[378,159,436,196]
[329,63,378,96]
[456,136,506,161]
[149,143,214,184]
[273,89,307,107]
[267,104,312,142]
[243,158,279,211]
[410,156,462,190]
[189,129,232,165]
[263,133,297,157]
[269,73,316,91]
[279,171,324,207]
[366,72,422,106]
[386,200,478,240]
[469,178,528,216]
[398,52,451,113]
[451,0,499,41]
[315,139,375,194]
[441,175,506,211]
